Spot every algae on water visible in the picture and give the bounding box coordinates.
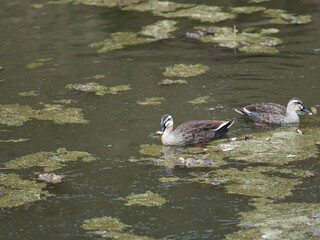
[189,96,209,105]
[81,216,164,240]
[65,82,131,95]
[264,9,312,24]
[163,64,209,78]
[137,97,164,106]
[229,6,266,14]
[191,26,282,54]
[89,32,156,54]
[121,0,195,14]
[0,173,50,208]
[34,104,88,124]
[82,217,130,232]
[156,5,236,24]
[226,202,320,239]
[139,20,178,39]
[158,79,187,85]
[0,104,35,126]
[6,148,96,172]
[120,192,166,207]
[18,91,39,97]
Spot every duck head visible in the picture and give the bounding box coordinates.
[287,98,312,115]
[156,114,173,135]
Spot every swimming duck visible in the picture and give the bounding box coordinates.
[156,114,234,146]
[234,98,312,124]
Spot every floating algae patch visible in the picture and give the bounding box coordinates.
[138,144,227,169]
[264,9,312,24]
[48,0,144,8]
[229,6,266,14]
[163,64,209,78]
[26,62,44,69]
[89,32,155,54]
[0,138,29,143]
[18,90,39,97]
[121,0,195,13]
[137,97,164,106]
[66,82,130,95]
[206,130,319,165]
[189,96,209,105]
[34,104,88,124]
[139,20,178,39]
[82,216,130,232]
[65,82,108,95]
[226,202,320,239]
[212,167,302,199]
[6,148,96,172]
[0,104,35,126]
[53,99,72,104]
[156,5,236,24]
[120,192,166,207]
[158,79,187,85]
[0,173,50,208]
[139,144,163,156]
[92,74,105,79]
[192,26,282,54]
[97,231,165,240]
[107,85,131,94]
[26,58,52,69]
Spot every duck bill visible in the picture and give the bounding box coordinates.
[156,125,166,135]
[302,107,312,115]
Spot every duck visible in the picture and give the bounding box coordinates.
[234,98,312,124]
[156,114,234,146]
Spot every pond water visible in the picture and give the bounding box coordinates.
[1,0,320,239]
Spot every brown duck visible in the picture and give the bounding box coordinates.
[157,114,234,146]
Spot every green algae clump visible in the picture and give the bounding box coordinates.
[193,26,282,54]
[26,62,44,69]
[158,79,187,85]
[0,173,50,208]
[18,91,39,97]
[89,32,155,54]
[121,0,195,14]
[34,104,88,124]
[139,144,163,156]
[264,9,312,24]
[212,167,301,199]
[139,20,178,39]
[230,6,266,14]
[156,5,236,24]
[0,138,29,143]
[81,217,130,232]
[163,64,209,78]
[0,104,35,126]
[92,74,105,79]
[120,192,166,207]
[137,97,164,106]
[189,96,209,105]
[66,83,131,95]
[98,231,164,240]
[53,99,72,104]
[6,148,96,172]
[226,202,320,239]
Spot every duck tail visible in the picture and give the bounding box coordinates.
[234,108,247,116]
[215,120,235,131]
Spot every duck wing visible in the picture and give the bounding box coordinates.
[174,120,233,145]
[235,103,286,123]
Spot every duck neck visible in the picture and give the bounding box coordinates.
[286,109,299,122]
[161,126,174,145]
